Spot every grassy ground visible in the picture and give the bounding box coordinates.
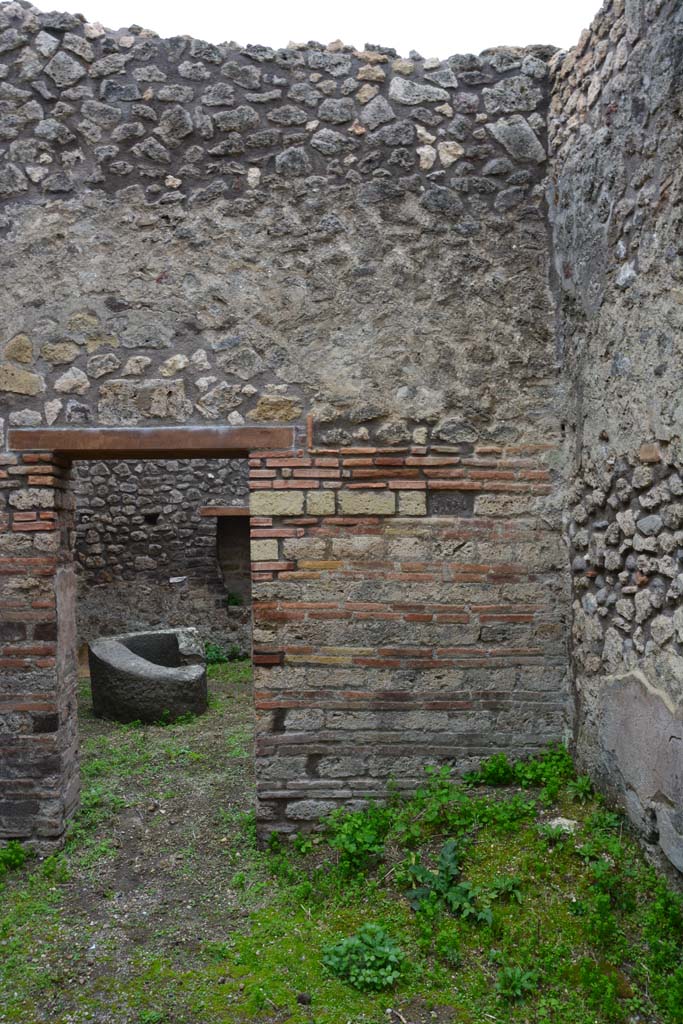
[1,663,683,1024]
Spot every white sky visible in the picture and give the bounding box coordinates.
[29,0,602,58]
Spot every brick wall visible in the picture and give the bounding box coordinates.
[250,436,567,831]
[0,454,78,842]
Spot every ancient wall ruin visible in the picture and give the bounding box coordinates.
[0,0,680,870]
[549,0,683,870]
[0,0,567,844]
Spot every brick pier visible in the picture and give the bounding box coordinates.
[250,440,567,832]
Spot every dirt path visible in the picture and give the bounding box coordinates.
[1,662,267,1024]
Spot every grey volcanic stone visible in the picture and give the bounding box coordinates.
[89,53,131,77]
[82,100,121,128]
[483,75,542,113]
[318,97,355,123]
[201,82,235,106]
[155,105,194,146]
[44,50,85,88]
[370,120,415,145]
[157,84,194,102]
[267,104,307,125]
[132,136,171,162]
[288,81,320,107]
[311,128,347,155]
[360,95,395,129]
[89,628,207,724]
[389,77,449,104]
[100,80,141,102]
[486,115,545,163]
[0,161,28,195]
[637,514,663,536]
[0,28,26,53]
[214,105,259,131]
[275,145,311,175]
[220,61,261,89]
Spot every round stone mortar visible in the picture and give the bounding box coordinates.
[88,627,207,724]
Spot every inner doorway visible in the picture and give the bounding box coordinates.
[73,456,251,673]
[4,425,295,843]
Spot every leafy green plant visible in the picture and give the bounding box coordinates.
[464,744,575,793]
[573,958,629,1021]
[407,838,461,909]
[325,804,392,874]
[293,832,314,855]
[204,642,228,665]
[446,881,493,925]
[478,793,536,833]
[642,878,683,980]
[322,923,406,992]
[202,940,232,962]
[434,924,462,967]
[406,841,492,924]
[495,965,538,1001]
[137,1012,166,1024]
[537,823,570,845]
[585,891,618,949]
[465,752,515,785]
[653,965,683,1023]
[225,592,244,607]
[0,840,29,879]
[513,744,575,789]
[490,874,523,903]
[584,809,621,834]
[567,775,593,804]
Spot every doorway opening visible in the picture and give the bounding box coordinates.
[73,456,251,672]
[3,425,295,844]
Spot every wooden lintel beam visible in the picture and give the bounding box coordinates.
[198,506,250,517]
[8,426,295,460]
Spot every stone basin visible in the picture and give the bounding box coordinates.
[88,627,207,724]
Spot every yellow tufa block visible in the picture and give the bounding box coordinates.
[250,491,305,516]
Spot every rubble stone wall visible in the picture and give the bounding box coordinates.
[549,0,683,870]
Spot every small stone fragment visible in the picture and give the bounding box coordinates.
[638,514,663,536]
[318,97,356,123]
[359,94,394,129]
[247,395,302,421]
[389,77,449,104]
[486,115,545,163]
[55,367,90,394]
[438,140,465,167]
[41,341,80,364]
[651,615,674,646]
[87,353,121,378]
[160,354,189,377]
[274,146,311,176]
[45,51,86,88]
[122,356,152,376]
[4,334,32,363]
[417,145,436,169]
[0,363,44,395]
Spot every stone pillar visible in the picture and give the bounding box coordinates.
[250,439,567,835]
[0,451,78,843]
